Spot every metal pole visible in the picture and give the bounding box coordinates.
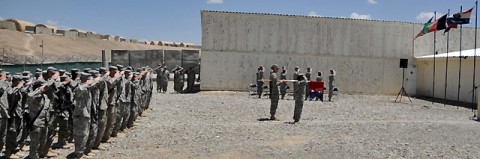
[473,1,478,113]
[458,6,463,105]
[433,11,437,104]
[445,9,450,106]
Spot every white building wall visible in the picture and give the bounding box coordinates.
[417,58,480,103]
[200,11,480,95]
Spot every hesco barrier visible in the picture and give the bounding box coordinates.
[0,62,102,74]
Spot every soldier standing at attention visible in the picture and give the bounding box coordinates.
[93,67,109,150]
[155,64,162,93]
[256,66,264,98]
[292,66,300,99]
[102,66,120,143]
[0,70,9,155]
[70,72,96,159]
[159,66,169,93]
[293,74,308,123]
[279,68,287,100]
[26,81,50,159]
[315,71,324,102]
[305,67,312,100]
[5,75,24,159]
[328,69,336,102]
[269,65,281,121]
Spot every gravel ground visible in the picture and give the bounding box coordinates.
[15,82,480,159]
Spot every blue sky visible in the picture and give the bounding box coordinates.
[0,0,477,45]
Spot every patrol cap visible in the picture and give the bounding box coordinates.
[47,67,57,72]
[65,72,71,76]
[116,64,124,69]
[12,75,22,82]
[271,64,279,69]
[83,68,91,73]
[59,69,66,73]
[71,68,79,72]
[80,72,91,77]
[124,69,132,73]
[99,67,107,71]
[5,72,10,75]
[33,80,46,85]
[89,70,99,75]
[35,68,42,72]
[22,75,30,80]
[109,66,118,70]
[295,66,299,69]
[15,72,21,75]
[126,66,133,71]
[22,71,31,75]
[133,72,140,76]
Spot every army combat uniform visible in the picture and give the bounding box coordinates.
[72,76,96,158]
[26,85,50,159]
[279,71,287,99]
[0,80,10,154]
[293,79,308,122]
[93,73,108,149]
[256,71,264,98]
[304,71,311,100]
[270,68,280,120]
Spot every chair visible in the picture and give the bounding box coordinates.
[248,83,257,98]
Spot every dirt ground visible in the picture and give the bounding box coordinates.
[14,82,480,159]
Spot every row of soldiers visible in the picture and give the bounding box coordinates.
[156,64,197,94]
[256,66,335,101]
[0,64,154,159]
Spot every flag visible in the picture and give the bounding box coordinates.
[445,7,474,33]
[415,17,433,39]
[428,14,448,32]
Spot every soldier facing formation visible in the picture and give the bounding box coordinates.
[0,65,154,159]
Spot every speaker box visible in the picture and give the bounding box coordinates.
[400,59,408,68]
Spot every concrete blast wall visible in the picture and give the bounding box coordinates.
[0,21,16,31]
[35,26,53,35]
[200,11,480,95]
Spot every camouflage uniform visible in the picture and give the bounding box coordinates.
[256,71,264,98]
[0,80,10,153]
[293,80,308,122]
[279,71,287,99]
[5,82,23,157]
[26,86,50,159]
[305,71,311,100]
[159,69,169,93]
[328,74,335,101]
[112,75,131,135]
[292,70,299,99]
[84,78,100,155]
[270,71,280,117]
[102,75,120,141]
[93,77,108,149]
[127,78,141,128]
[72,81,95,157]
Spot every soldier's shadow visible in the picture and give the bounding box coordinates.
[257,118,273,121]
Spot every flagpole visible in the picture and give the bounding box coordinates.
[433,11,437,104]
[458,6,463,106]
[445,9,450,106]
[473,1,478,114]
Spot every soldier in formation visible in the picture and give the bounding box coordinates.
[0,65,154,159]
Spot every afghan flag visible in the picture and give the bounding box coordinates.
[415,17,433,39]
[428,14,448,32]
[445,7,474,33]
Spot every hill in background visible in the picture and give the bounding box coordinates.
[0,29,192,64]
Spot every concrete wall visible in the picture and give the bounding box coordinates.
[35,26,53,35]
[110,49,199,71]
[417,58,480,103]
[65,31,79,38]
[79,32,87,38]
[200,11,480,95]
[0,21,16,31]
[86,33,102,39]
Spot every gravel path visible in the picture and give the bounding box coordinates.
[21,82,480,159]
